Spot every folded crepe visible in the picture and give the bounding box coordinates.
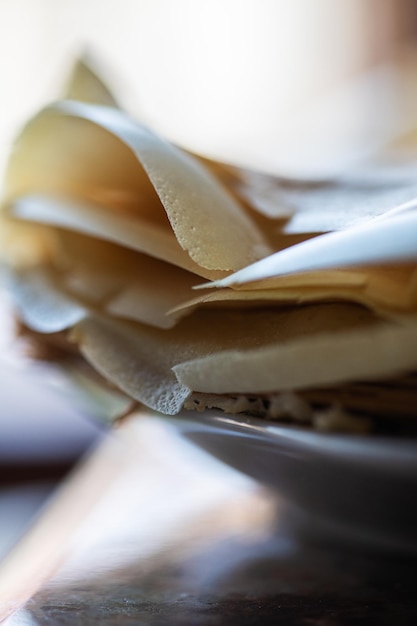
[2,58,417,434]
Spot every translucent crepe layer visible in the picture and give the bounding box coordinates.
[2,58,417,431]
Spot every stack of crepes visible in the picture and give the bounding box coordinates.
[2,59,417,434]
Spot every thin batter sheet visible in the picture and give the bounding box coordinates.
[11,229,202,330]
[204,210,417,294]
[74,301,417,415]
[11,265,194,414]
[171,264,417,317]
[71,302,377,414]
[8,194,221,278]
[173,314,417,397]
[56,231,202,329]
[3,56,417,426]
[105,271,198,329]
[64,56,417,236]
[4,101,271,272]
[13,192,412,324]
[9,235,417,418]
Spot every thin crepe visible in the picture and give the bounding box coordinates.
[15,266,412,417]
[204,210,417,295]
[4,101,271,272]
[67,298,417,414]
[173,264,417,317]
[3,56,417,426]
[57,231,202,329]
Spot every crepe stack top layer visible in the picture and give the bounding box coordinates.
[2,58,417,434]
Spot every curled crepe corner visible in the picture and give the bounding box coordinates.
[65,55,292,232]
[6,266,190,414]
[5,100,271,272]
[65,57,297,236]
[64,56,120,107]
[173,315,417,396]
[202,210,417,290]
[59,55,417,236]
[70,316,192,415]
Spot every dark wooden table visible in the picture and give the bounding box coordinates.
[2,416,416,626]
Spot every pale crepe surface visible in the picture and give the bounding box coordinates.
[2,58,417,428]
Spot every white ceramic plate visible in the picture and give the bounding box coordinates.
[170,411,417,554]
